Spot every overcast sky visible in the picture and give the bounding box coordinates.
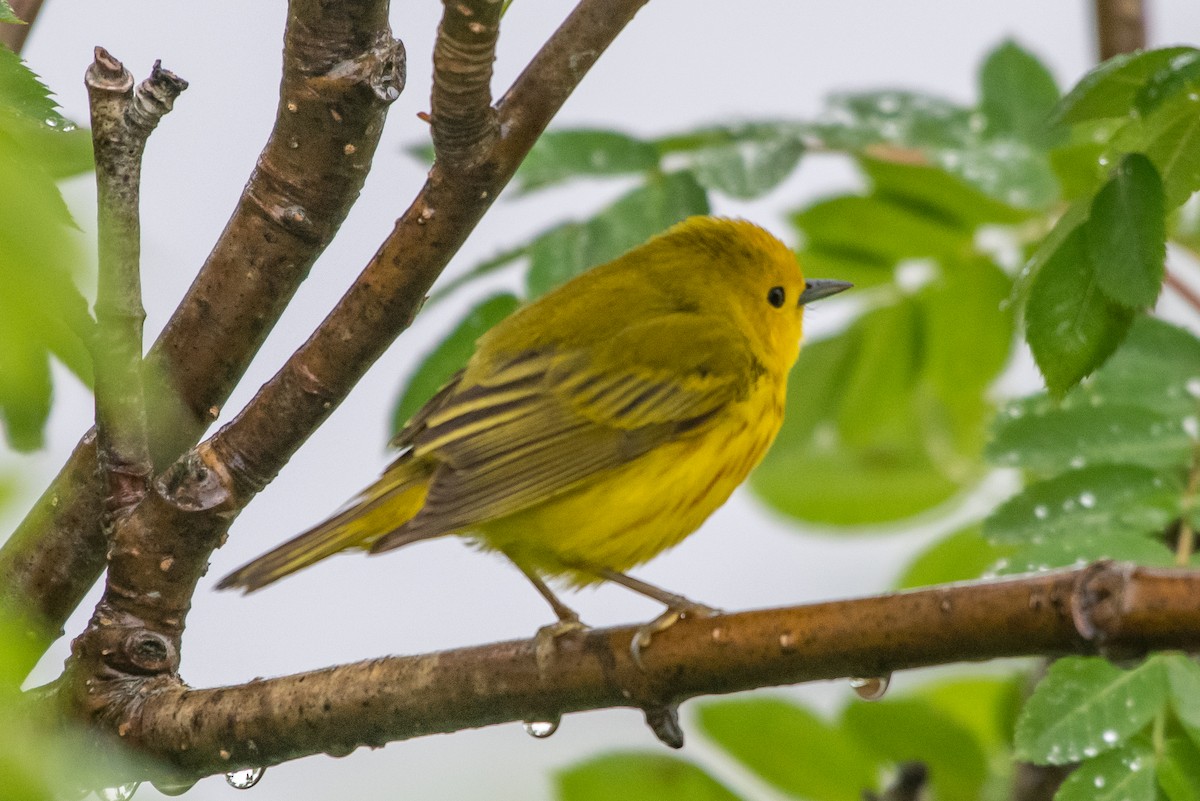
[7,2,1200,800]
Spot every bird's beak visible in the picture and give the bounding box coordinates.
[798,279,853,306]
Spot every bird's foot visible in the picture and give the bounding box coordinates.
[630,602,720,669]
[534,614,590,670]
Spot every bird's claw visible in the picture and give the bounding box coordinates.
[535,616,590,670]
[630,603,720,669]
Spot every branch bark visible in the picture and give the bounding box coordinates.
[69,563,1200,785]
[0,0,402,676]
[1093,0,1146,61]
[87,49,187,529]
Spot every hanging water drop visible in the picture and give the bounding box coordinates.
[523,717,560,739]
[97,784,140,801]
[150,778,196,797]
[225,767,265,790]
[849,674,890,701]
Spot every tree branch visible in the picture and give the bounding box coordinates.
[1093,0,1146,61]
[430,0,502,165]
[87,49,187,529]
[0,0,44,54]
[0,0,403,676]
[70,563,1200,784]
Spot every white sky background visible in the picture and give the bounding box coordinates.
[6,1,1200,799]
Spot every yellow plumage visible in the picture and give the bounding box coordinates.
[218,217,849,617]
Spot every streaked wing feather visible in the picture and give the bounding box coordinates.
[394,316,754,540]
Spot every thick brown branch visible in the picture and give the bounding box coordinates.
[0,0,43,53]
[83,563,1200,784]
[430,0,502,164]
[87,49,187,529]
[0,0,402,677]
[1093,0,1146,61]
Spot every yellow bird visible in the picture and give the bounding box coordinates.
[218,217,849,642]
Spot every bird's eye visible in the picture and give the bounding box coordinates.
[767,286,786,308]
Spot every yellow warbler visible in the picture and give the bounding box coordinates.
[219,216,849,637]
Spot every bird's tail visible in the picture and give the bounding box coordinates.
[216,458,430,593]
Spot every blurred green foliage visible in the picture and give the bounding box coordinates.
[0,46,94,451]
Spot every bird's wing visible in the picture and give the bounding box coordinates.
[374,315,759,547]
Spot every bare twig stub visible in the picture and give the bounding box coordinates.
[87,48,187,529]
[1093,0,1146,61]
[431,0,502,164]
[0,0,402,677]
[62,564,1200,784]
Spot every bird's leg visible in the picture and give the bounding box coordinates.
[595,568,720,667]
[512,560,589,668]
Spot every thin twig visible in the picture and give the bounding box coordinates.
[1093,0,1146,62]
[86,49,187,530]
[0,0,402,679]
[1166,268,1200,317]
[1177,444,1200,566]
[0,0,44,54]
[60,563,1200,786]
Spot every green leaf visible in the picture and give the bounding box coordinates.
[797,248,893,293]
[0,115,93,450]
[556,753,744,801]
[525,171,709,298]
[811,90,973,151]
[390,293,520,435]
[986,404,1193,472]
[1014,656,1168,764]
[1158,737,1200,801]
[514,129,659,193]
[895,525,1005,589]
[1054,741,1157,801]
[917,258,1013,453]
[1024,223,1135,396]
[1083,317,1200,420]
[984,464,1179,544]
[753,319,964,525]
[978,40,1060,142]
[995,529,1175,575]
[1163,654,1200,750]
[1053,46,1199,124]
[792,195,969,264]
[842,698,988,801]
[913,676,1025,755]
[676,124,806,199]
[698,698,878,801]
[1087,154,1166,308]
[1121,90,1200,208]
[936,137,1060,209]
[861,156,1033,227]
[1134,50,1200,117]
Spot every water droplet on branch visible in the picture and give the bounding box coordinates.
[225,767,266,790]
[849,674,891,701]
[523,717,560,739]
